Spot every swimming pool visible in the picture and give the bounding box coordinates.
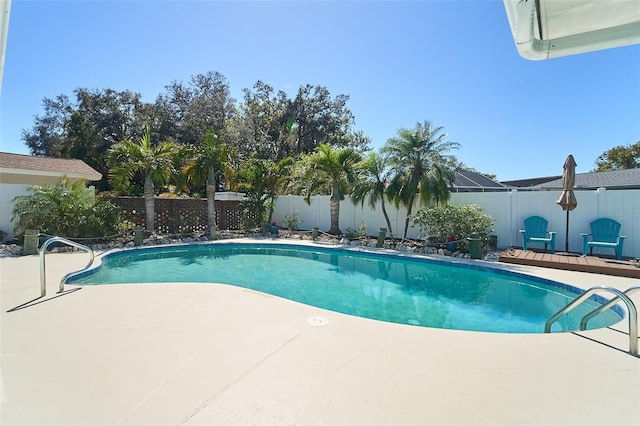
[66,241,623,333]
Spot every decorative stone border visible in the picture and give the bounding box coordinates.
[0,230,503,261]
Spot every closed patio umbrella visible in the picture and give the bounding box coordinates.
[556,155,577,252]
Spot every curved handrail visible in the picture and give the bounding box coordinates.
[580,286,640,331]
[40,237,95,296]
[544,286,637,356]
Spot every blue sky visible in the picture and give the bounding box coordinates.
[1,0,639,181]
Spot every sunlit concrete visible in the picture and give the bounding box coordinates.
[2,242,639,425]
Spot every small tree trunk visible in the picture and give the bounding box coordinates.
[381,201,395,241]
[329,181,341,235]
[144,175,155,232]
[266,193,276,225]
[207,167,216,239]
[403,200,414,240]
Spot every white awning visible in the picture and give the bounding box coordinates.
[503,0,640,60]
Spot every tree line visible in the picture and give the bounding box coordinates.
[21,70,465,239]
[23,71,368,193]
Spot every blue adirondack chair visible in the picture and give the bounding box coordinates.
[519,216,556,253]
[581,218,626,260]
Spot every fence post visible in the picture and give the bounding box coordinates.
[510,189,518,248]
[316,195,321,229]
[596,187,607,217]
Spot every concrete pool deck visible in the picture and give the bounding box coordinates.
[1,242,639,425]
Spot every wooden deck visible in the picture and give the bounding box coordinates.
[499,249,640,279]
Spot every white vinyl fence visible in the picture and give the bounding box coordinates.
[272,188,640,258]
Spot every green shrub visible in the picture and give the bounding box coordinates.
[345,219,368,239]
[413,204,494,252]
[239,194,267,229]
[284,211,302,231]
[12,175,132,238]
[78,200,134,237]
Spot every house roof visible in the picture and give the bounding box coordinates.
[500,176,562,188]
[452,171,510,192]
[536,168,640,190]
[0,152,102,182]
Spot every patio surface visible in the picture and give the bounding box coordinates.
[1,240,639,425]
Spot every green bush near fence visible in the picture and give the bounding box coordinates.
[413,204,494,251]
[11,176,132,238]
[345,219,368,239]
[283,211,303,231]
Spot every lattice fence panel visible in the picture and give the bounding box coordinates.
[155,209,171,234]
[107,197,245,234]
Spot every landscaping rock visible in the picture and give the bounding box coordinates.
[0,244,22,257]
[0,230,504,262]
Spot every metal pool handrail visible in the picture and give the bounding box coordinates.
[580,286,640,331]
[40,236,95,297]
[544,286,638,356]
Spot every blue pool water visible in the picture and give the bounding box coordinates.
[66,242,623,333]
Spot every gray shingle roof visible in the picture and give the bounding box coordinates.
[0,152,102,181]
[536,168,640,190]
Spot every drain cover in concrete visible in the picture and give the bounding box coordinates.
[306,316,330,326]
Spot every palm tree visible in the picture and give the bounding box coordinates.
[237,157,292,227]
[168,144,193,195]
[265,157,293,223]
[182,129,231,239]
[108,125,176,232]
[237,159,270,227]
[351,152,395,240]
[303,144,361,235]
[382,120,459,239]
